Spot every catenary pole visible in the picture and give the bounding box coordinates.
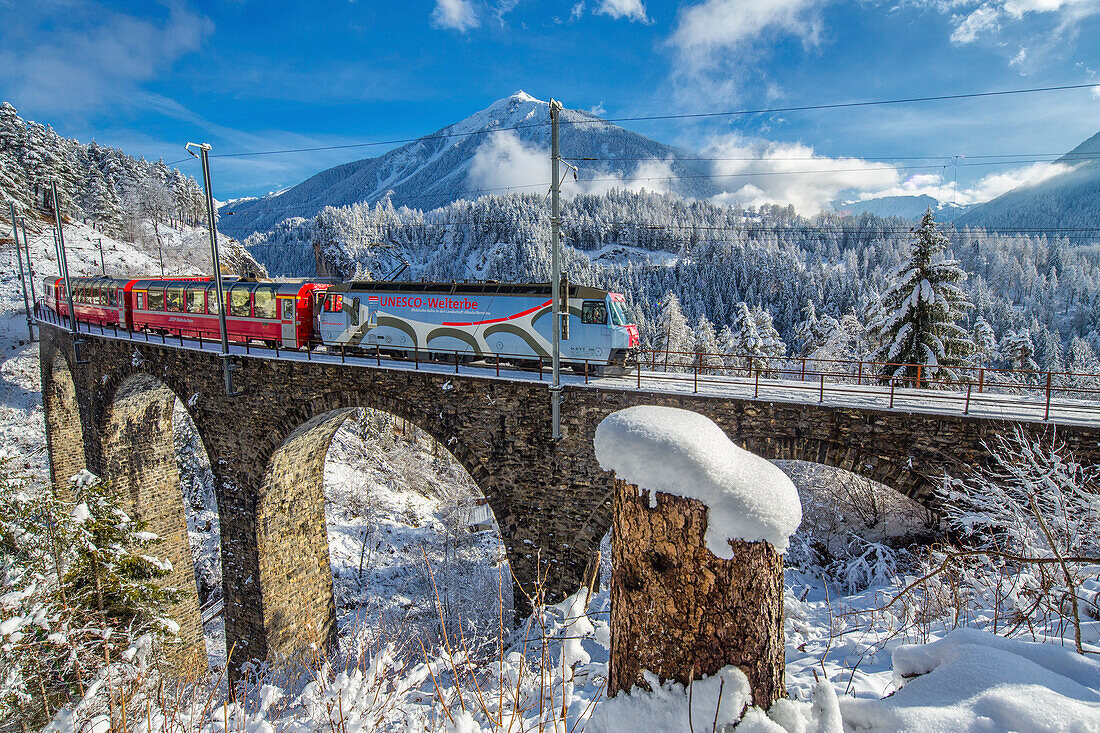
[51,182,77,335]
[550,99,563,440]
[9,203,34,340]
[97,237,105,276]
[187,142,237,396]
[21,219,36,305]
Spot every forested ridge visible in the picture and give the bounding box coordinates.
[248,189,1100,375]
[0,102,206,237]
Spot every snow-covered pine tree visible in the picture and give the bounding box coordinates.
[732,302,766,374]
[753,306,787,376]
[716,324,737,372]
[872,209,973,386]
[657,291,691,371]
[793,300,819,356]
[64,472,181,674]
[972,316,997,366]
[1067,337,1100,389]
[692,315,722,373]
[999,329,1040,381]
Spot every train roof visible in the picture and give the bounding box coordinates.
[331,280,611,299]
[129,277,323,297]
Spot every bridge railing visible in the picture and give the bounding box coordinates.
[635,346,1100,416]
[34,301,1100,420]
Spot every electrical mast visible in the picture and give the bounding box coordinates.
[187,142,238,396]
[550,99,563,440]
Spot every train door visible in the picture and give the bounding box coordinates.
[578,299,613,361]
[318,292,350,344]
[279,296,297,347]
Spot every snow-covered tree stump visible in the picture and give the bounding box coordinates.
[595,406,801,712]
[609,477,785,705]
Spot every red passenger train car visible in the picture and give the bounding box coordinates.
[45,276,330,349]
[43,276,136,329]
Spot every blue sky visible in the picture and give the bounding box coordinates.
[1,0,1098,207]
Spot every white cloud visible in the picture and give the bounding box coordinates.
[910,0,1100,44]
[468,132,681,199]
[0,3,212,115]
[570,1,586,21]
[851,160,1076,207]
[950,4,1002,42]
[468,132,547,194]
[1009,47,1028,64]
[589,101,607,116]
[573,158,678,197]
[1092,85,1100,99]
[494,0,522,23]
[666,0,824,104]
[432,0,480,31]
[704,135,899,215]
[670,0,822,68]
[962,161,1075,201]
[594,0,649,22]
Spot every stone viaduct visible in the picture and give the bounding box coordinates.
[39,321,1100,676]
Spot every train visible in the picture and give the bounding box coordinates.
[42,276,640,371]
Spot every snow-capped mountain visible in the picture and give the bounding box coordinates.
[835,194,969,222]
[955,130,1100,229]
[219,92,727,236]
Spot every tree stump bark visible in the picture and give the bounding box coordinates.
[609,478,785,708]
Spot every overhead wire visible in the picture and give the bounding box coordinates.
[165,81,1099,165]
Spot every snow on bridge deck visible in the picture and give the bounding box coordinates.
[40,312,1100,429]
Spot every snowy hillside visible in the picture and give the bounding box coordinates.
[220,91,726,236]
[956,130,1100,229]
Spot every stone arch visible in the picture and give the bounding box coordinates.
[42,346,87,490]
[735,434,933,507]
[253,390,508,664]
[97,372,209,672]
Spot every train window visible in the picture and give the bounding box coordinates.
[609,300,627,326]
[325,293,343,312]
[206,287,220,314]
[136,292,144,310]
[166,287,184,312]
[281,298,295,320]
[147,289,165,310]
[100,288,109,305]
[187,289,205,314]
[229,287,252,317]
[254,289,277,319]
[581,300,607,325]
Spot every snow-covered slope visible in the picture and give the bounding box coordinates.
[955,130,1100,229]
[221,91,725,236]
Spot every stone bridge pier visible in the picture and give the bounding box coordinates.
[38,322,1100,676]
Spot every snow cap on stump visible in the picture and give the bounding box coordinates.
[594,406,801,555]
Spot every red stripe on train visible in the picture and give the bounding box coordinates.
[442,299,552,327]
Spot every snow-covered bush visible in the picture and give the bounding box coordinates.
[1,468,182,730]
[889,428,1100,652]
[780,462,934,591]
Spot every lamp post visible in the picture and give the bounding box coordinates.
[51,183,77,335]
[186,142,238,396]
[9,202,33,340]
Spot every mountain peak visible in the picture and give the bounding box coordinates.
[508,90,544,104]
